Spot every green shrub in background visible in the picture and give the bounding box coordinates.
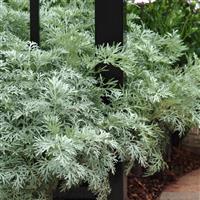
[128,0,200,56]
[1,0,200,200]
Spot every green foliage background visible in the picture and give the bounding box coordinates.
[0,0,200,199]
[127,0,200,56]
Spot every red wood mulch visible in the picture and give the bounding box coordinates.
[128,147,200,200]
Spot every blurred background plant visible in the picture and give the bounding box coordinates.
[127,0,200,56]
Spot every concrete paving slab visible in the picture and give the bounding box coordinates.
[159,169,200,200]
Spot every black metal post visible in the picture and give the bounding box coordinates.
[95,1,126,200]
[108,163,127,200]
[95,0,124,89]
[30,0,40,45]
[95,0,124,46]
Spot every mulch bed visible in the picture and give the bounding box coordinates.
[128,147,200,200]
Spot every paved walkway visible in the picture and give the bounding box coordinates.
[159,169,200,200]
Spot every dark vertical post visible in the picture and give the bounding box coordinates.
[95,0,124,46]
[95,1,126,200]
[95,0,125,87]
[30,0,40,45]
[108,163,127,200]
[95,0,124,88]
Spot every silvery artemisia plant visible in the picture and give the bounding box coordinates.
[1,0,200,200]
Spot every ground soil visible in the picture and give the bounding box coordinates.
[127,147,200,200]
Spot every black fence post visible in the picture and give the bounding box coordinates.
[95,0,124,46]
[95,0,124,89]
[30,0,40,45]
[95,1,127,200]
